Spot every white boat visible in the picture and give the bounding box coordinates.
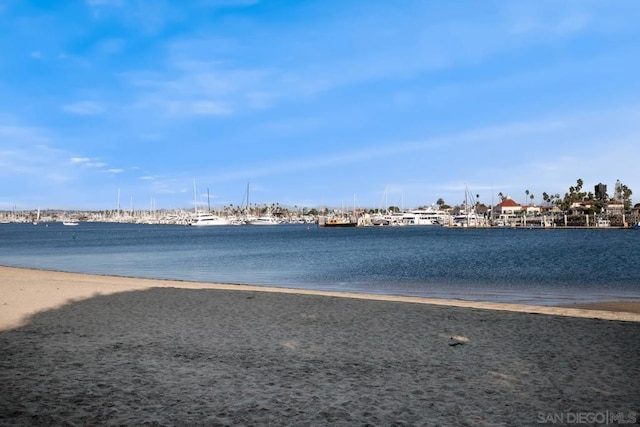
[33,206,41,225]
[450,185,485,227]
[190,180,230,226]
[241,182,280,225]
[452,212,482,227]
[402,207,451,226]
[190,212,230,226]
[244,214,280,225]
[63,221,79,226]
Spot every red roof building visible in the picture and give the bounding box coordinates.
[495,196,522,216]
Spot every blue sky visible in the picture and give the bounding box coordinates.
[1,0,639,211]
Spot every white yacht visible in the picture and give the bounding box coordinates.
[402,208,452,226]
[452,213,482,227]
[244,214,280,225]
[190,212,230,226]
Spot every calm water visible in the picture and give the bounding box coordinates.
[1,222,639,305]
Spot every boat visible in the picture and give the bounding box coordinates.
[369,212,405,226]
[33,206,41,225]
[240,182,280,225]
[189,179,231,226]
[402,207,451,226]
[317,215,358,227]
[63,221,79,226]
[244,214,280,225]
[452,210,483,227]
[190,212,230,226]
[449,185,485,227]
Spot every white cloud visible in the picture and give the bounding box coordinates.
[70,157,106,168]
[70,157,91,164]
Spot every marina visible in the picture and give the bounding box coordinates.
[2,203,638,229]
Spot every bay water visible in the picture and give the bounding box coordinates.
[1,222,638,305]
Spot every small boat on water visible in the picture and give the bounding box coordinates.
[63,221,79,226]
[317,215,358,227]
[244,214,280,225]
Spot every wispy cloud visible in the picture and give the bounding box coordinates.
[121,59,270,116]
[197,0,261,7]
[86,0,123,6]
[86,0,179,35]
[0,124,49,144]
[504,2,592,36]
[95,38,126,55]
[63,101,105,115]
[70,157,106,168]
[203,106,640,204]
[70,157,91,164]
[0,125,78,190]
[2,1,638,209]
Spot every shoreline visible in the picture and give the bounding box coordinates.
[2,265,639,331]
[2,265,639,425]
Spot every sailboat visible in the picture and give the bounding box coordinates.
[190,180,230,226]
[243,182,280,225]
[32,207,40,225]
[452,185,483,227]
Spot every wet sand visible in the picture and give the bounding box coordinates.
[1,266,638,425]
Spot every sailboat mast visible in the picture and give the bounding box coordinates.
[193,179,197,213]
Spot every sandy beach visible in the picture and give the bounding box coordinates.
[1,266,638,425]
